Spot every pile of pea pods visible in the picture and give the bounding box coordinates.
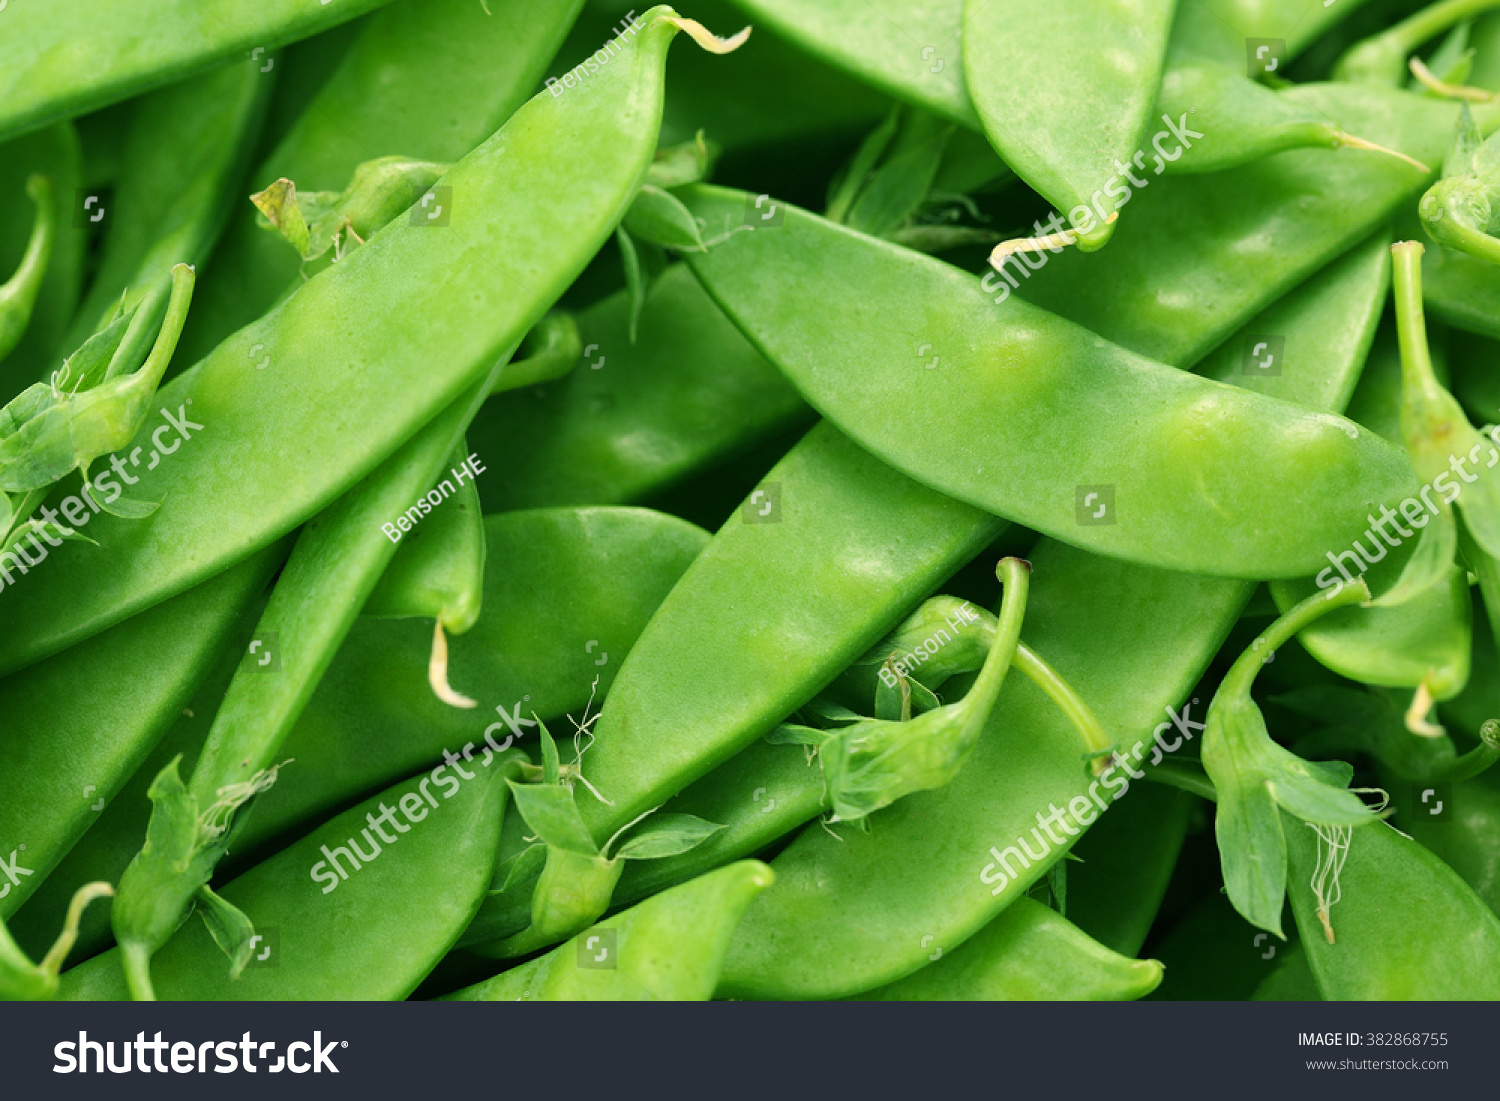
[4,0,1500,1007]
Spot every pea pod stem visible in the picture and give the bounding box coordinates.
[989,213,1117,268]
[1426,719,1500,782]
[1392,241,1434,391]
[37,883,114,977]
[1141,761,1219,803]
[0,174,55,363]
[1385,0,1500,59]
[1012,643,1116,775]
[1221,579,1374,706]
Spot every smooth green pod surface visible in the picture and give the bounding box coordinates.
[964,0,1178,250]
[854,897,1164,1001]
[446,861,773,1001]
[0,8,698,675]
[0,0,391,146]
[683,185,1417,580]
[60,761,516,1001]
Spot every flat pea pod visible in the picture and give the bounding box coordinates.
[1285,814,1500,998]
[1422,239,1500,339]
[471,263,807,512]
[59,760,519,1001]
[445,861,773,1001]
[0,8,714,676]
[0,175,54,366]
[715,540,1255,1000]
[963,0,1178,252]
[175,0,586,367]
[0,548,279,922]
[851,897,1163,1001]
[1021,85,1463,368]
[573,421,1003,845]
[721,0,977,127]
[0,0,391,147]
[0,124,83,392]
[683,184,1417,580]
[59,61,271,361]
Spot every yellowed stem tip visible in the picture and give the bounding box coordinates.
[988,212,1117,269]
[1409,56,1494,102]
[659,16,752,54]
[430,620,478,710]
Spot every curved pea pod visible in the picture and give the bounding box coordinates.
[572,421,1003,846]
[0,8,723,676]
[852,897,1162,1001]
[363,440,486,707]
[1284,815,1500,998]
[1021,84,1460,368]
[1419,103,1500,265]
[715,541,1255,1000]
[175,0,587,367]
[963,0,1177,251]
[0,548,278,923]
[722,0,976,126]
[1,885,113,1002]
[0,176,55,365]
[0,0,389,146]
[60,61,271,363]
[1202,582,1382,939]
[0,124,83,393]
[1066,783,1193,956]
[59,759,518,1001]
[682,184,1418,580]
[447,861,772,1002]
[472,264,806,511]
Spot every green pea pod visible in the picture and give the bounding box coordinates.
[1336,0,1500,85]
[174,0,587,367]
[60,760,518,1001]
[1,885,113,1002]
[1021,84,1462,368]
[1199,0,1377,56]
[1382,763,1500,917]
[362,439,487,707]
[852,897,1162,1001]
[964,0,1177,251]
[572,422,1003,846]
[1252,943,1321,1001]
[0,7,733,676]
[1203,582,1382,939]
[0,176,55,365]
[447,861,773,1001]
[1285,814,1500,997]
[15,507,705,965]
[0,124,84,394]
[0,548,279,924]
[1148,890,1298,1000]
[60,60,272,363]
[0,0,390,146]
[722,0,977,126]
[472,264,806,512]
[682,184,1417,580]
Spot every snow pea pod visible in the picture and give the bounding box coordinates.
[0,8,716,676]
[472,264,807,511]
[852,898,1163,1001]
[1021,84,1461,368]
[0,176,54,366]
[716,541,1253,999]
[721,0,976,126]
[60,760,518,1001]
[683,184,1417,580]
[0,548,279,922]
[1336,0,1500,83]
[0,0,391,147]
[963,0,1178,252]
[573,421,1003,845]
[59,61,271,362]
[0,124,83,393]
[175,0,586,367]
[447,861,772,1001]
[1285,815,1500,997]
